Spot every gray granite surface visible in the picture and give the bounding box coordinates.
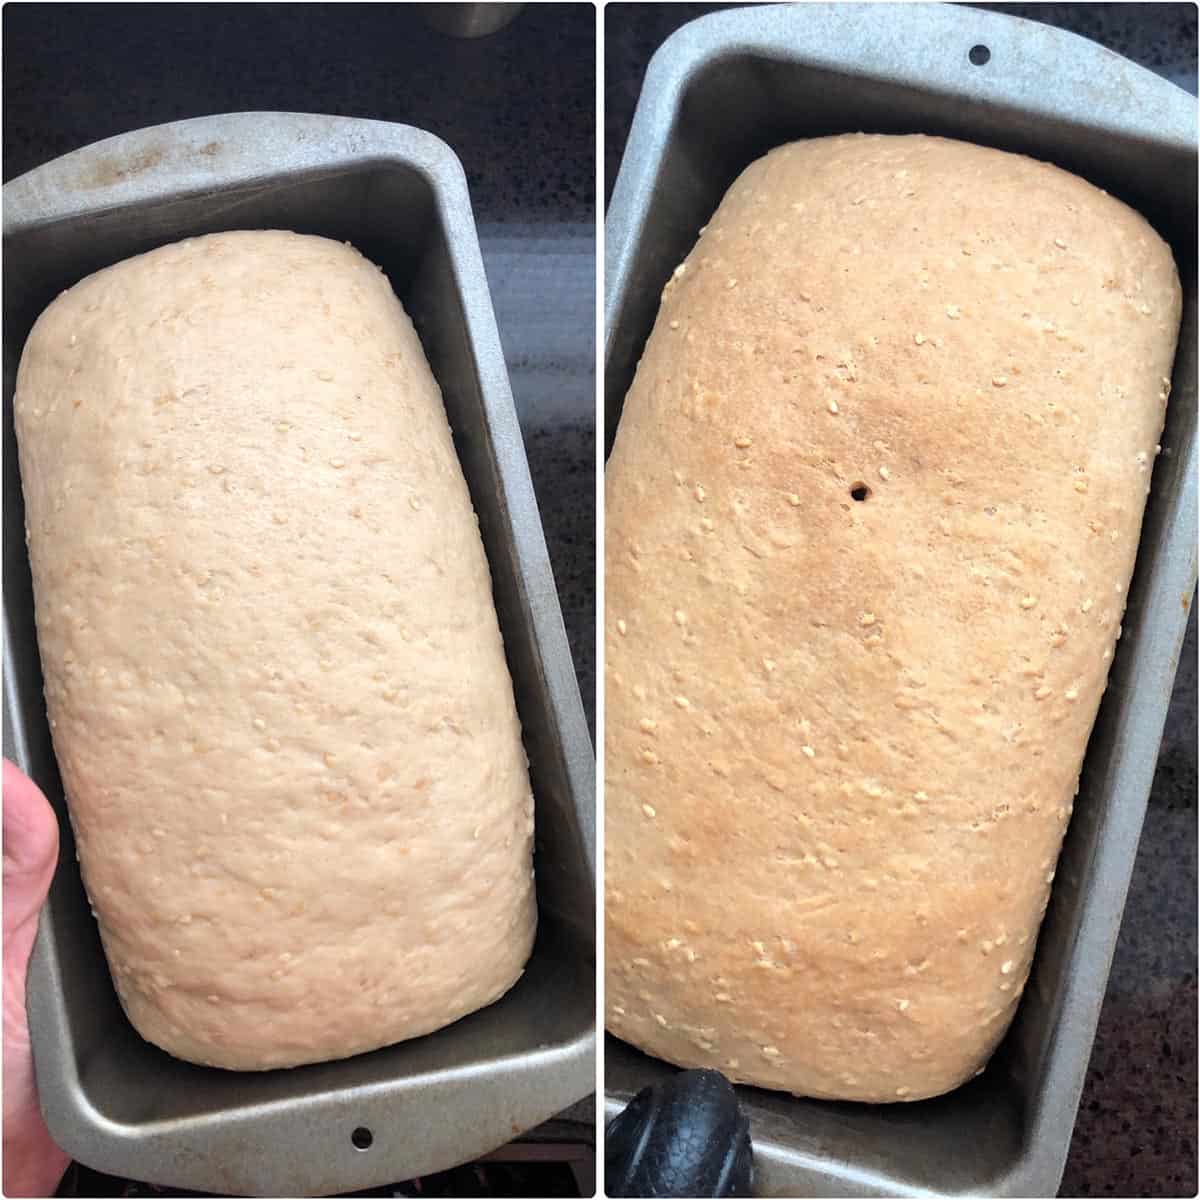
[605,5,1197,1197]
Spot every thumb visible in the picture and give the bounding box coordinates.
[2,759,70,1198]
[3,761,60,956]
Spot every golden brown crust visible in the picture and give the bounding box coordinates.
[604,134,1180,1102]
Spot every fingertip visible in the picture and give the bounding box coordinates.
[3,759,61,880]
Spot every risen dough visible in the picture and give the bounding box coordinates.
[604,134,1180,1101]
[15,230,536,1071]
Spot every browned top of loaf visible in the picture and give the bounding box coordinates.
[604,133,1180,1102]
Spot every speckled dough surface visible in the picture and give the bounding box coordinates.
[15,230,536,1071]
[604,134,1181,1102]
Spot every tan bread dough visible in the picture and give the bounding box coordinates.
[604,134,1180,1102]
[15,230,536,1071]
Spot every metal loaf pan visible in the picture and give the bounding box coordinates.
[604,6,1197,1196]
[3,112,595,1198]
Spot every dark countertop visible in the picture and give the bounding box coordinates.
[3,3,595,1196]
[606,4,1197,1197]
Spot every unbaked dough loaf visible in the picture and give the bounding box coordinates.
[15,230,536,1071]
[605,133,1180,1102]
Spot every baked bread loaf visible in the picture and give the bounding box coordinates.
[604,133,1180,1102]
[15,230,536,1071]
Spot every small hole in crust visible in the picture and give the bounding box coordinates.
[351,1126,373,1150]
[850,483,872,502]
[969,44,991,66]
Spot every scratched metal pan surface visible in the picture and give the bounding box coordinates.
[603,6,1197,1196]
[2,112,595,1198]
